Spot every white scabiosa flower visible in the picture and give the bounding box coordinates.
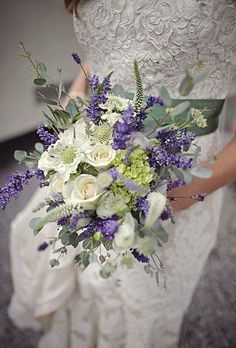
[38,124,93,182]
[99,95,130,113]
[85,144,116,168]
[145,192,166,228]
[101,112,121,126]
[62,174,104,209]
[113,213,136,253]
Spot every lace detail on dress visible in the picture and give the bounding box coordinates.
[74,0,236,98]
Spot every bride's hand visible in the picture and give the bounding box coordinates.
[168,134,236,213]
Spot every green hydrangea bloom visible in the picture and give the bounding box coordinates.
[112,148,154,186]
[111,148,154,208]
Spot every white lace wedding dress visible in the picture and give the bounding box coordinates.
[8,1,236,347]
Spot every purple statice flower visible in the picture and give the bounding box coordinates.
[145,95,164,109]
[123,179,148,195]
[136,197,150,217]
[134,110,148,131]
[148,146,193,170]
[113,105,135,150]
[35,170,45,181]
[85,75,112,124]
[71,52,81,65]
[69,212,91,231]
[79,216,119,241]
[109,167,120,181]
[37,241,49,252]
[132,249,149,263]
[156,128,195,151]
[95,217,119,241]
[167,179,186,191]
[0,169,35,210]
[57,216,69,226]
[79,223,95,239]
[36,124,57,149]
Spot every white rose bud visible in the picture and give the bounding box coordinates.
[145,191,166,228]
[113,213,136,253]
[85,144,116,168]
[50,174,64,193]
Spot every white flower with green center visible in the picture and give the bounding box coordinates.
[101,112,121,126]
[38,123,93,181]
[99,95,130,113]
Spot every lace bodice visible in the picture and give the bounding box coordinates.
[74,0,236,98]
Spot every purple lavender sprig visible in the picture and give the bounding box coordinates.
[36,124,57,149]
[0,169,35,210]
[85,74,112,124]
[132,249,149,263]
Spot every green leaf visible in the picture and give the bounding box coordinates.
[49,259,60,268]
[179,71,194,96]
[14,150,27,162]
[99,255,106,264]
[159,86,171,107]
[38,97,58,105]
[172,167,185,181]
[89,253,97,263]
[82,239,93,250]
[29,217,43,235]
[190,167,213,179]
[170,101,191,117]
[75,251,90,270]
[37,62,47,76]
[69,232,80,247]
[66,99,79,116]
[34,78,46,86]
[99,261,116,279]
[34,142,44,153]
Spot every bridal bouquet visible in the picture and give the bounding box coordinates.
[0,44,210,282]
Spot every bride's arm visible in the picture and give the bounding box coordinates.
[169,135,236,212]
[62,59,90,108]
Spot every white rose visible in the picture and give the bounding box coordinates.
[85,144,116,168]
[50,174,64,193]
[145,191,166,228]
[62,174,104,209]
[113,213,136,253]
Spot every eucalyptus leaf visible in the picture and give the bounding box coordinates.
[190,167,213,179]
[24,160,36,168]
[14,150,27,162]
[49,259,60,268]
[172,167,185,181]
[183,171,193,184]
[179,71,194,96]
[34,78,46,86]
[29,217,43,235]
[150,223,169,247]
[193,72,205,84]
[34,142,44,153]
[99,255,106,264]
[37,62,47,76]
[112,84,125,97]
[159,86,171,107]
[89,253,97,263]
[170,101,191,117]
[75,251,90,270]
